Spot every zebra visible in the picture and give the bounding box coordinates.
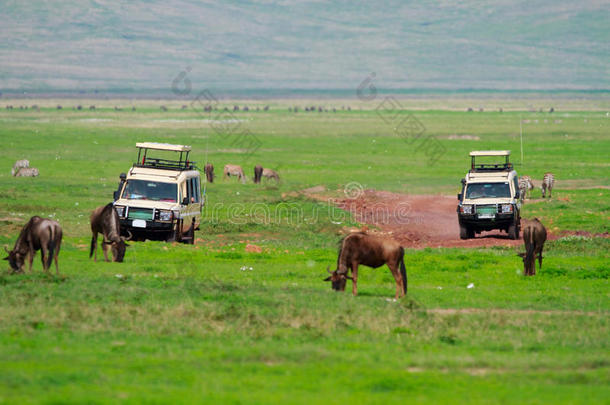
[518,175,534,203]
[541,173,555,198]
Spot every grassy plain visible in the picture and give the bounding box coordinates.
[0,99,608,403]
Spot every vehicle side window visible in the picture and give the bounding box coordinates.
[513,177,519,196]
[187,177,200,203]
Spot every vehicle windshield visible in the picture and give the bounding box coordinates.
[465,182,511,199]
[122,180,177,202]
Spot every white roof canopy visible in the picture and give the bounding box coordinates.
[469,150,510,157]
[136,142,191,152]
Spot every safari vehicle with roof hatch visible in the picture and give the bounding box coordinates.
[113,143,203,243]
[457,150,521,240]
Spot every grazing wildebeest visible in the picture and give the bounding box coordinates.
[11,159,29,176]
[541,173,555,198]
[253,164,263,184]
[90,203,131,262]
[517,218,547,276]
[4,216,62,275]
[324,232,407,299]
[518,175,534,203]
[15,168,39,177]
[261,168,280,183]
[224,164,245,183]
[160,105,168,111]
[204,163,214,183]
[89,105,96,110]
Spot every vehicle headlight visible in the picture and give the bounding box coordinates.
[461,205,473,214]
[501,204,513,213]
[114,205,125,218]
[159,210,173,221]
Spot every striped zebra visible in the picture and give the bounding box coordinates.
[541,173,555,198]
[518,175,534,203]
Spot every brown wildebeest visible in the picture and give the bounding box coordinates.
[517,218,547,276]
[90,203,131,262]
[324,232,407,299]
[4,216,62,275]
[253,164,263,184]
[224,164,245,183]
[204,163,214,183]
[261,168,280,183]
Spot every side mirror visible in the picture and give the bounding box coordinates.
[113,191,119,201]
[182,197,189,205]
[457,193,462,201]
[515,190,520,198]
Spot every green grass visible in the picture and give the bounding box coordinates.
[0,103,608,403]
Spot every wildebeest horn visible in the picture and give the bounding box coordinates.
[4,246,9,254]
[125,231,133,241]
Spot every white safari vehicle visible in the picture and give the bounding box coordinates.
[113,142,203,243]
[456,150,521,240]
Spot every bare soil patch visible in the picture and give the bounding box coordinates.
[305,188,607,248]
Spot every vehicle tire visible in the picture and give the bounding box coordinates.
[460,224,470,240]
[508,222,519,240]
[167,220,182,242]
[184,221,195,245]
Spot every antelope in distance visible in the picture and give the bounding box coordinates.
[261,168,280,183]
[324,232,407,299]
[90,203,131,262]
[517,218,547,276]
[11,159,29,176]
[223,164,246,183]
[204,163,214,183]
[518,175,534,203]
[541,172,555,198]
[4,216,63,275]
[253,164,263,184]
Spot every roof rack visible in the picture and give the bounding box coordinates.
[469,150,512,173]
[133,143,196,171]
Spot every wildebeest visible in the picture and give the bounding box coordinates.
[253,164,263,184]
[518,175,534,203]
[204,163,214,183]
[11,159,29,176]
[90,203,131,262]
[517,218,547,276]
[262,168,280,183]
[224,164,246,183]
[541,172,555,198]
[15,168,39,177]
[324,232,407,299]
[160,105,168,111]
[4,216,62,275]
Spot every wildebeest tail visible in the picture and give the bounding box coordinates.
[399,247,407,294]
[89,236,96,258]
[525,229,535,274]
[47,227,56,269]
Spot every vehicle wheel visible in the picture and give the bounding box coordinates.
[508,222,519,240]
[167,220,182,242]
[184,221,195,245]
[459,224,470,240]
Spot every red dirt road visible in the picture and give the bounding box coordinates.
[328,189,606,249]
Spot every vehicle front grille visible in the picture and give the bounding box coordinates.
[476,205,497,216]
[127,207,153,220]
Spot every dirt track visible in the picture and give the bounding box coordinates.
[312,189,607,249]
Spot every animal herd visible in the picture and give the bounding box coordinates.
[6,161,551,295]
[203,163,280,185]
[518,172,555,203]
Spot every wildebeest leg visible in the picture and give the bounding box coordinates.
[538,245,543,270]
[27,251,34,273]
[91,232,98,262]
[387,261,403,299]
[351,261,358,296]
[40,246,50,274]
[102,242,111,262]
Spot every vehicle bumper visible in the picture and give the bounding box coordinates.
[119,218,174,234]
[458,213,517,230]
